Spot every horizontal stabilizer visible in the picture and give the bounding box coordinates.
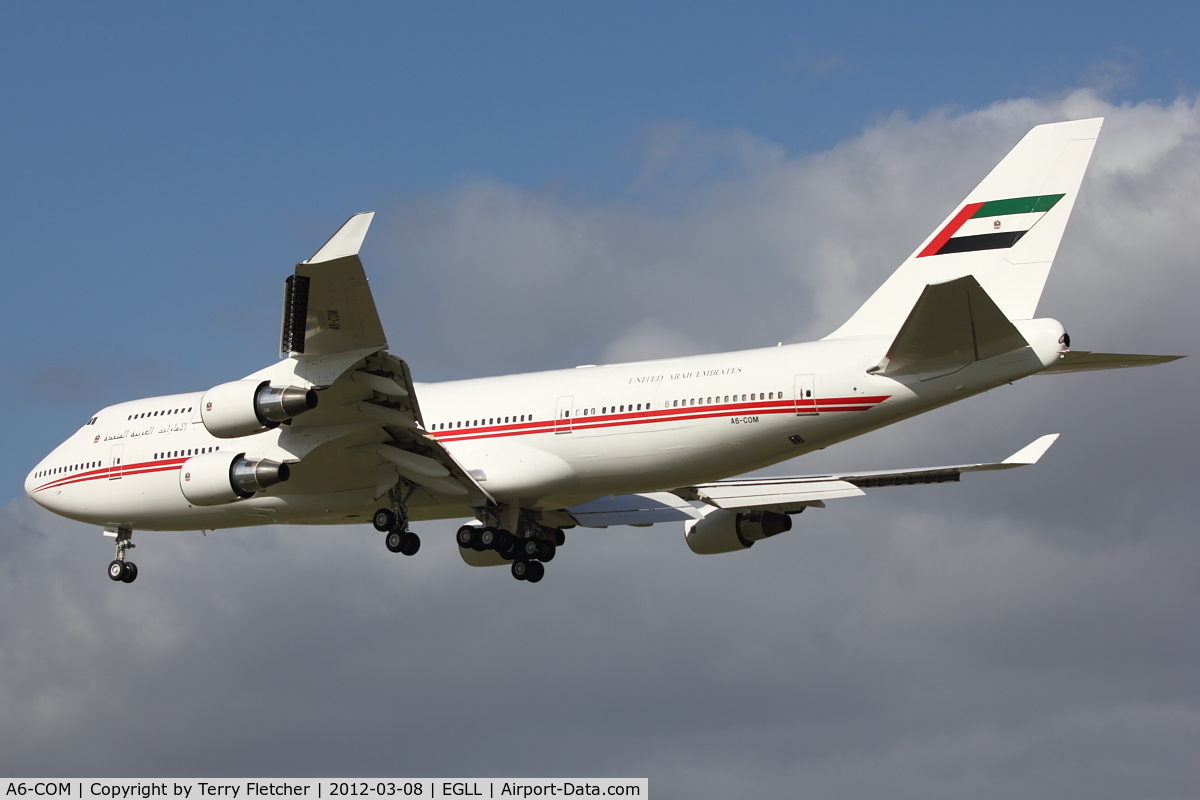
[1038,351,1184,374]
[877,275,1028,376]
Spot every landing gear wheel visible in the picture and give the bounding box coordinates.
[456,525,479,550]
[524,561,545,583]
[497,538,518,560]
[511,560,530,581]
[536,540,556,562]
[108,560,126,582]
[399,532,421,556]
[520,538,540,559]
[479,527,501,550]
[121,562,138,583]
[373,508,396,532]
[385,530,405,553]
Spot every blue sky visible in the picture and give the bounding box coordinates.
[6,1,1198,494]
[3,4,1200,794]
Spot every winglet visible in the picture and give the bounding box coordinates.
[1001,433,1059,465]
[305,211,375,264]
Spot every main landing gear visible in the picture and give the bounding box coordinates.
[106,526,138,584]
[457,517,564,584]
[372,505,420,556]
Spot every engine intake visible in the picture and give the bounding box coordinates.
[179,451,290,506]
[685,509,793,555]
[200,380,318,438]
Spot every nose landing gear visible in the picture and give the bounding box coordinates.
[105,526,138,583]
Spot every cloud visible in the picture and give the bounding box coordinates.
[601,317,705,364]
[6,91,1200,796]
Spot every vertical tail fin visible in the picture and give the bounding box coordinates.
[826,118,1103,340]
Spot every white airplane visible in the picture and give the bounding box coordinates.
[26,117,1181,584]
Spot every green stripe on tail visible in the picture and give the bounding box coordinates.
[971,194,1064,218]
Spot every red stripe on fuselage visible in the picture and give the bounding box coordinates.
[32,458,186,493]
[432,395,890,442]
[35,394,893,489]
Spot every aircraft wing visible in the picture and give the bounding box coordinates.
[281,211,388,358]
[250,213,494,506]
[564,492,703,528]
[673,434,1059,514]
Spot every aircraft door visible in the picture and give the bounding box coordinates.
[108,444,124,479]
[555,396,574,434]
[794,375,818,416]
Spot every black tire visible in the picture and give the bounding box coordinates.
[456,525,478,549]
[373,508,396,532]
[479,527,502,549]
[495,529,514,549]
[520,538,540,558]
[108,560,125,582]
[551,529,566,547]
[497,538,518,559]
[537,540,556,562]
[385,530,405,553]
[525,561,545,583]
[511,560,529,581]
[399,532,421,556]
[472,526,494,552]
[121,562,138,583]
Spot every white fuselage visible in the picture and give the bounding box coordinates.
[24,321,1065,531]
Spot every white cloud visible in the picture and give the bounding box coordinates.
[6,92,1200,796]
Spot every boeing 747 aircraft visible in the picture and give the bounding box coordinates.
[26,117,1180,584]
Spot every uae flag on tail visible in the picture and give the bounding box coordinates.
[918,194,1065,257]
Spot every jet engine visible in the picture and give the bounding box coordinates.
[684,508,793,555]
[179,451,291,506]
[199,380,318,438]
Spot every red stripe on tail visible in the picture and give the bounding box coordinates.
[917,202,984,258]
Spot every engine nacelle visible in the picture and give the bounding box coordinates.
[199,380,318,438]
[684,509,794,555]
[179,451,291,506]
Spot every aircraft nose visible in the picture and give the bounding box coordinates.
[25,465,57,511]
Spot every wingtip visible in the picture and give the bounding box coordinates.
[1002,433,1060,465]
[304,211,376,264]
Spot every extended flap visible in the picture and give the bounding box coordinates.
[687,478,864,509]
